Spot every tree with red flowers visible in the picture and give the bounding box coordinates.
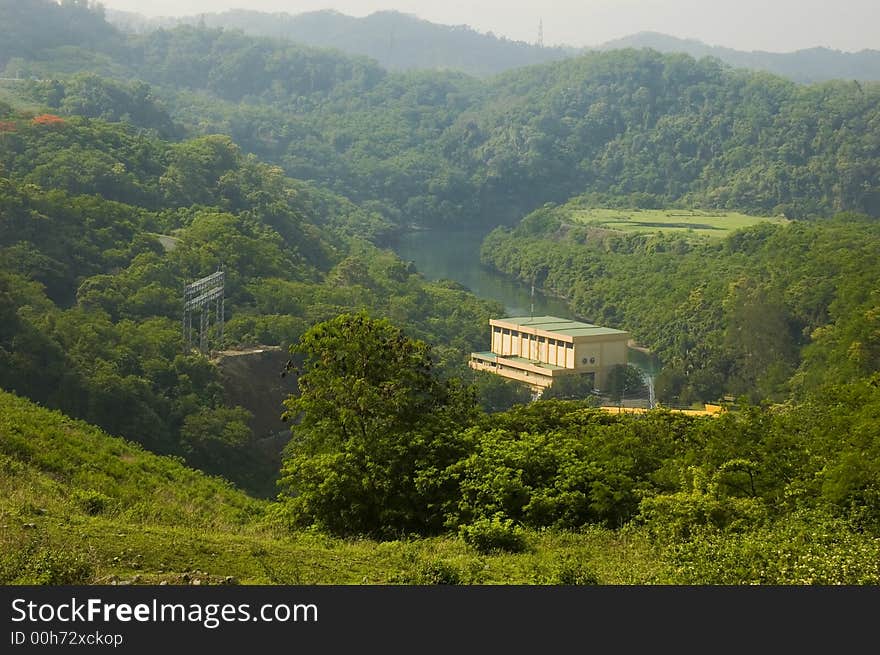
[31,114,65,126]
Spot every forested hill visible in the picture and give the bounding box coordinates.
[106,8,576,78]
[3,1,878,227]
[0,98,499,496]
[106,9,880,85]
[481,207,880,404]
[447,53,880,221]
[597,32,880,84]
[0,0,122,70]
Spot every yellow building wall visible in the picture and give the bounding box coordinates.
[573,343,600,370]
[488,322,628,381]
[484,319,630,394]
[600,340,628,367]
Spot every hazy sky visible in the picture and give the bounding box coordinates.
[98,1,880,53]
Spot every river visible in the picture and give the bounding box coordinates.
[391,226,662,396]
[393,226,577,319]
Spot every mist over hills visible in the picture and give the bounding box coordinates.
[106,8,577,77]
[598,32,880,84]
[104,7,880,83]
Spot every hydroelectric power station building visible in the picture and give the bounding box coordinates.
[469,316,630,392]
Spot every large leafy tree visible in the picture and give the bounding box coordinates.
[278,313,476,538]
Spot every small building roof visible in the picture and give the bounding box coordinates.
[502,355,567,371]
[492,316,628,338]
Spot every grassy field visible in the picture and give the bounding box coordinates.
[568,207,787,238]
[0,389,670,585]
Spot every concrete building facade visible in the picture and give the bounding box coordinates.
[469,315,630,392]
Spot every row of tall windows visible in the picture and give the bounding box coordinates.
[493,327,573,364]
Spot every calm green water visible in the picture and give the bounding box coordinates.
[392,227,577,319]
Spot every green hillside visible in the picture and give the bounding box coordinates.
[0,388,264,584]
[3,1,879,229]
[0,389,669,585]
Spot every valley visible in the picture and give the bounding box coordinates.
[1,0,879,588]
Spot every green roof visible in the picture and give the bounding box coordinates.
[471,351,566,372]
[502,355,566,371]
[494,316,628,338]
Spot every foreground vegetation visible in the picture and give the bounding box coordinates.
[0,388,666,585]
[5,374,880,586]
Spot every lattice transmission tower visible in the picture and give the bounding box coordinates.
[182,270,225,354]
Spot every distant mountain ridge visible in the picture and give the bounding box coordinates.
[105,9,880,83]
[596,32,880,83]
[106,8,577,77]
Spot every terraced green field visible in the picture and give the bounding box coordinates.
[568,208,788,237]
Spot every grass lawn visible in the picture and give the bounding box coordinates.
[567,208,788,238]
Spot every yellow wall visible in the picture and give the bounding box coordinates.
[485,320,628,390]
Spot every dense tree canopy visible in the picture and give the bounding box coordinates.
[0,100,498,495]
[279,313,477,537]
[3,2,878,229]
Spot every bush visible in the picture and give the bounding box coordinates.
[638,487,768,541]
[392,558,464,585]
[73,489,114,516]
[459,515,528,554]
[549,557,600,585]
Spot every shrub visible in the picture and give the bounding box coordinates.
[549,557,600,585]
[73,489,114,516]
[392,558,464,585]
[638,488,768,541]
[459,515,528,554]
